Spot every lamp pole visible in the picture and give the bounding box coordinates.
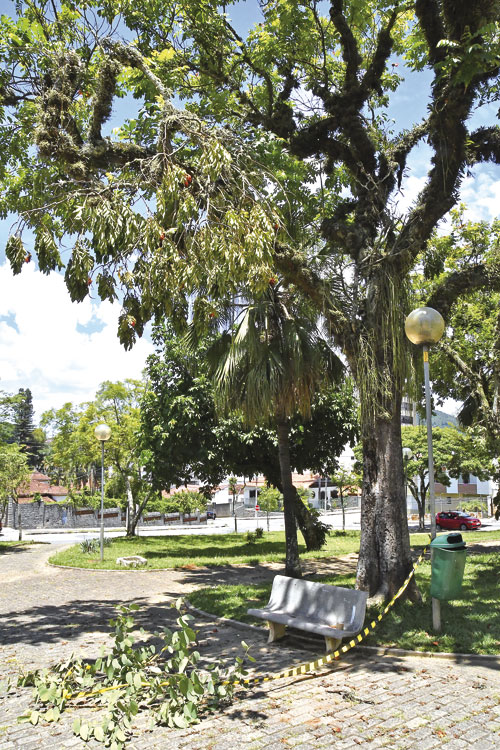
[405,307,445,632]
[94,423,112,562]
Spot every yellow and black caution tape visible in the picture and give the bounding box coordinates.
[228,543,429,687]
[62,543,429,700]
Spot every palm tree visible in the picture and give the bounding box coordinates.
[207,285,343,577]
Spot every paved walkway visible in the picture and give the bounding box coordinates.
[1,545,500,749]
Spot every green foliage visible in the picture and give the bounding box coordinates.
[68,489,123,510]
[458,500,487,514]
[42,380,158,534]
[257,486,282,513]
[245,527,264,543]
[3,0,499,596]
[18,601,250,747]
[418,213,500,517]
[0,442,31,520]
[400,425,492,521]
[141,324,357,493]
[0,390,23,444]
[164,490,207,515]
[10,388,44,468]
[80,537,112,554]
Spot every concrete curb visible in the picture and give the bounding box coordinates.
[46,561,170,573]
[184,600,500,666]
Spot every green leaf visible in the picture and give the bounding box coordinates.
[80,723,90,741]
[133,673,143,689]
[94,725,105,742]
[172,713,189,728]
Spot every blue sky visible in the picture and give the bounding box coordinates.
[0,2,499,420]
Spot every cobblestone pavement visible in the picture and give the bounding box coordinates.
[1,545,500,749]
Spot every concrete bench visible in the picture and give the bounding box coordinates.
[247,575,368,652]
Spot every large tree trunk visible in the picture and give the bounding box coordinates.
[266,443,328,551]
[276,419,302,577]
[125,476,137,536]
[418,484,427,531]
[293,494,329,550]
[356,396,421,603]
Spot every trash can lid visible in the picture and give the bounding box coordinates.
[430,532,466,550]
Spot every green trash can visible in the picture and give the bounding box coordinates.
[430,532,466,601]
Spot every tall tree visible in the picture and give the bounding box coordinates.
[12,388,43,468]
[0,442,31,523]
[330,467,360,532]
[414,213,500,514]
[43,380,158,535]
[2,1,500,597]
[141,323,357,552]
[0,390,22,444]
[206,286,344,576]
[400,425,492,529]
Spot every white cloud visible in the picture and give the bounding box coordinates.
[0,263,153,420]
[460,169,500,222]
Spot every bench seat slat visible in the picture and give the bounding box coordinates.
[247,608,352,639]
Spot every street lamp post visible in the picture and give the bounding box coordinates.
[405,306,445,631]
[95,423,112,561]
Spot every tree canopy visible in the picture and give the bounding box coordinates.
[401,425,492,528]
[140,324,357,492]
[42,379,158,535]
[0,442,31,521]
[2,0,500,597]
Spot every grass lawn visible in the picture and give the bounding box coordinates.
[49,527,500,571]
[49,529,365,569]
[48,527,500,654]
[0,540,40,553]
[188,552,500,656]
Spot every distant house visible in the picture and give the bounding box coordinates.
[18,471,69,505]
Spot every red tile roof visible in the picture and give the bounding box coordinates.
[18,472,68,499]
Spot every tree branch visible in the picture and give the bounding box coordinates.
[329,0,362,86]
[360,8,398,99]
[414,0,446,65]
[466,126,500,166]
[439,340,492,417]
[426,264,500,319]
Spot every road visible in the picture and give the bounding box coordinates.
[3,508,500,545]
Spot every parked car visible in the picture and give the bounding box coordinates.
[206,510,217,520]
[435,511,481,531]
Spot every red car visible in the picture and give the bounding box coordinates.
[435,511,481,531]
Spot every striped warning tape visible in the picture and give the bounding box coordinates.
[62,543,429,699]
[227,543,430,686]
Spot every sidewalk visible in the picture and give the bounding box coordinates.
[1,545,500,748]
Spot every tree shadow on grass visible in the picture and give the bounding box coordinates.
[140,540,291,564]
[0,543,39,556]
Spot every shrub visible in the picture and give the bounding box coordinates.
[18,601,251,748]
[80,537,112,554]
